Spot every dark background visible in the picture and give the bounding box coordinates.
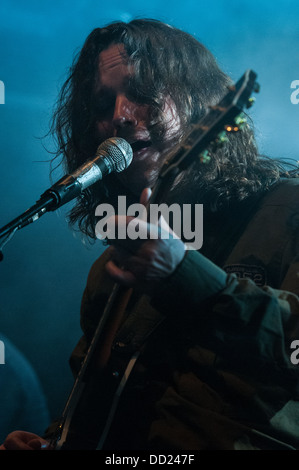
[0,0,298,428]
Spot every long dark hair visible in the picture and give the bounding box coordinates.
[49,18,283,239]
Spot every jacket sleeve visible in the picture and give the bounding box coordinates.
[151,249,299,385]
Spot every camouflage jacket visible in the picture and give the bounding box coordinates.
[69,177,299,450]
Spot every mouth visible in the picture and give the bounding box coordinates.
[130,140,152,153]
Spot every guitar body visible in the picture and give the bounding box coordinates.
[56,355,128,449]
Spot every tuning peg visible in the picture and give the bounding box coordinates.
[199,149,211,163]
[254,82,260,93]
[246,97,256,108]
[216,131,230,143]
[233,113,247,130]
[235,113,246,125]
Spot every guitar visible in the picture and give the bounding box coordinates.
[50,69,260,450]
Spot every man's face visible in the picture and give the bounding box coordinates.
[93,43,181,196]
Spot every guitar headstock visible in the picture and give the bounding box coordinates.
[160,69,260,176]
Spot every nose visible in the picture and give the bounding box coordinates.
[112,94,138,131]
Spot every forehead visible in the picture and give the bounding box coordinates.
[96,43,130,90]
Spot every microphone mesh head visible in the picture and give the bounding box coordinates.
[96,137,133,173]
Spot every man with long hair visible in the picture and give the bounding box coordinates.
[1,19,299,450]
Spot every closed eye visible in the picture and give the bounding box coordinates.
[92,90,115,119]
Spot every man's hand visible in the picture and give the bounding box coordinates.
[0,430,51,450]
[104,188,186,294]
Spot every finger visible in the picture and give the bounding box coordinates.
[105,215,135,247]
[108,216,154,251]
[27,438,52,450]
[3,433,37,450]
[140,187,152,207]
[105,259,136,286]
[108,244,131,265]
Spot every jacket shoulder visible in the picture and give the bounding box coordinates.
[263,177,299,210]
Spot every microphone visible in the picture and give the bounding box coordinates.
[0,137,133,239]
[41,137,133,208]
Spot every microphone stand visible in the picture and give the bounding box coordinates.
[0,195,55,237]
[0,194,56,262]
[0,172,86,261]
